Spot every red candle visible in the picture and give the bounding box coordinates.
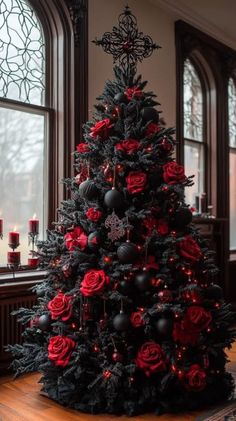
[29,215,39,234]
[0,218,3,236]
[7,251,21,265]
[28,257,39,267]
[8,231,20,247]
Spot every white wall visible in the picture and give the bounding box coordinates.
[88,0,176,128]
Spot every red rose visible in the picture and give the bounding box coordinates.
[130,311,145,328]
[86,207,103,222]
[173,320,199,346]
[184,364,207,391]
[64,226,87,251]
[48,335,75,367]
[179,235,202,263]
[125,86,143,100]
[115,138,140,154]
[48,292,72,322]
[185,306,212,332]
[157,219,169,235]
[90,118,113,140]
[163,161,186,185]
[135,342,166,377]
[80,269,110,297]
[76,143,89,153]
[145,122,161,137]
[126,171,147,194]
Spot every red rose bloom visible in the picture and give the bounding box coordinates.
[115,138,140,154]
[48,292,72,322]
[90,118,113,140]
[163,161,186,185]
[135,342,166,377]
[130,311,145,328]
[74,165,89,185]
[86,207,103,222]
[125,86,143,100]
[179,235,202,262]
[173,320,199,346]
[48,335,75,367]
[126,171,147,194]
[157,219,169,235]
[185,364,207,391]
[76,143,89,153]
[64,227,87,251]
[145,122,161,137]
[185,306,212,332]
[80,269,110,297]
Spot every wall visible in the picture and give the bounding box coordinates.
[88,0,176,128]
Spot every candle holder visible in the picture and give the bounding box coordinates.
[28,231,38,252]
[7,247,21,276]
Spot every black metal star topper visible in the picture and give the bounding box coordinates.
[93,5,160,72]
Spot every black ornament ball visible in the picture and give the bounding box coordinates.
[79,179,98,201]
[114,92,128,104]
[88,231,101,251]
[119,280,130,294]
[205,284,223,300]
[171,207,193,229]
[155,317,173,338]
[104,188,123,209]
[135,271,151,291]
[38,314,51,331]
[117,242,139,264]
[113,312,130,331]
[141,107,159,123]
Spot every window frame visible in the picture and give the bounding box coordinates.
[0,0,88,280]
[183,57,207,207]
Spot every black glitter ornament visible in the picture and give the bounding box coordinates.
[38,314,51,331]
[114,92,128,104]
[205,284,223,300]
[141,107,159,123]
[79,179,98,201]
[117,242,139,263]
[88,231,101,251]
[135,271,151,291]
[118,280,130,294]
[170,207,192,230]
[113,312,130,331]
[104,188,123,209]
[155,317,173,338]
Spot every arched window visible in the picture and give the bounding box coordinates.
[183,58,205,209]
[0,0,46,266]
[0,0,88,271]
[228,77,236,250]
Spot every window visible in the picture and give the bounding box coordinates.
[0,0,47,266]
[183,58,205,208]
[0,0,88,274]
[228,77,236,250]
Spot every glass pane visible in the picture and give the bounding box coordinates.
[0,0,45,105]
[184,141,204,208]
[230,151,236,250]
[228,78,236,148]
[0,105,46,266]
[184,59,203,142]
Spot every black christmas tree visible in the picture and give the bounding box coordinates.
[8,6,236,416]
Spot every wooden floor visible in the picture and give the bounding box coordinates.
[0,345,236,421]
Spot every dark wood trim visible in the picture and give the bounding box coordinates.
[175,20,236,300]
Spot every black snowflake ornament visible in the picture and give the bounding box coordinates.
[93,6,160,71]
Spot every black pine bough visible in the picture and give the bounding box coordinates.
[8,7,236,417]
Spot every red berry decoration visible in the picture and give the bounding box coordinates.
[112,351,124,362]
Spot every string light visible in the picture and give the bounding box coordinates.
[103,370,112,379]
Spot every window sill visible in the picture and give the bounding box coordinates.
[0,269,47,287]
